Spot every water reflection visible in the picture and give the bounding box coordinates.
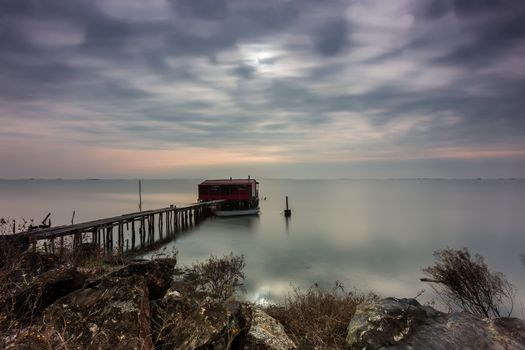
[208,215,260,230]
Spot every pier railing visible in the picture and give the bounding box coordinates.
[19,200,224,255]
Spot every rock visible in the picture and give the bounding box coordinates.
[346,297,525,350]
[45,275,153,350]
[151,285,251,350]
[1,267,87,321]
[346,298,428,349]
[109,258,176,300]
[244,307,296,350]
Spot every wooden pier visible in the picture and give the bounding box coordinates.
[19,200,223,255]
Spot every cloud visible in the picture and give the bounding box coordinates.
[314,19,348,56]
[0,0,524,178]
[232,64,256,79]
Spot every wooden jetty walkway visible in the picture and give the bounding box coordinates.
[20,200,224,255]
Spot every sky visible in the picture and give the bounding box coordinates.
[1,0,524,179]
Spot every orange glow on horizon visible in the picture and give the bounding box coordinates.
[89,146,288,172]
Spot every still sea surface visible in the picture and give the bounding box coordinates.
[1,179,524,312]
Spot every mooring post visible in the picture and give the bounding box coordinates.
[284,196,292,217]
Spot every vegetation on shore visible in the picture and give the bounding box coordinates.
[0,218,522,349]
[421,248,515,318]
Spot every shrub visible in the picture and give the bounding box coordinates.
[265,282,376,350]
[0,217,31,235]
[421,248,515,318]
[189,253,245,300]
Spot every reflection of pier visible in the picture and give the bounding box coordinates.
[20,200,224,255]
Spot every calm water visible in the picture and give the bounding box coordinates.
[1,179,524,311]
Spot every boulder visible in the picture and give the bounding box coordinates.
[346,298,525,350]
[151,284,251,350]
[45,275,153,350]
[109,258,176,300]
[244,307,296,350]
[1,267,86,321]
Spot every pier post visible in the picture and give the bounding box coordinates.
[103,227,107,253]
[159,213,164,240]
[150,214,154,243]
[166,211,169,235]
[117,222,122,251]
[118,224,123,254]
[141,216,145,247]
[131,220,136,249]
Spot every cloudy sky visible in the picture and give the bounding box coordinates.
[1,0,524,179]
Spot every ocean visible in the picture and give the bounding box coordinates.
[1,178,524,313]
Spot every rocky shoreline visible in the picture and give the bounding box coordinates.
[0,250,524,350]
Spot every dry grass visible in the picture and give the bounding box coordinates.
[0,217,31,235]
[187,253,246,300]
[265,282,377,350]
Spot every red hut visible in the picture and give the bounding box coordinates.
[198,178,259,216]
